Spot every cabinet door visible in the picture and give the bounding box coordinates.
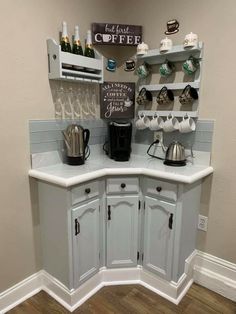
[143,196,175,281]
[72,198,100,288]
[107,196,139,268]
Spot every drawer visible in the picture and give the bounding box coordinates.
[106,177,139,195]
[71,180,99,205]
[144,178,177,202]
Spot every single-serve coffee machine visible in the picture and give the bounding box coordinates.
[105,121,132,162]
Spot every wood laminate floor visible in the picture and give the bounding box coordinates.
[7,283,236,314]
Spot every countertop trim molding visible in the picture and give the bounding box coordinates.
[29,166,213,187]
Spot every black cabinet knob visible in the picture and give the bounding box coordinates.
[85,188,91,194]
[121,183,126,189]
[156,186,162,192]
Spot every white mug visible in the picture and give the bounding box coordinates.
[163,114,179,132]
[160,37,173,52]
[179,115,196,133]
[183,32,198,48]
[135,114,150,130]
[137,42,149,55]
[149,114,164,130]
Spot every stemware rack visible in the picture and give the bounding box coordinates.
[136,41,204,119]
[47,39,104,83]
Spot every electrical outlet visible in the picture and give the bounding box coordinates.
[198,215,208,231]
[154,131,163,143]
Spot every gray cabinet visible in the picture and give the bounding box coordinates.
[106,195,139,268]
[143,196,175,281]
[72,198,100,288]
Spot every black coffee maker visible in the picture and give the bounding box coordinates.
[105,121,132,161]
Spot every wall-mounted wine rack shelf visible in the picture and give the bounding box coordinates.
[136,42,204,119]
[47,39,104,83]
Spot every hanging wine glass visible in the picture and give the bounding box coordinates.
[57,84,65,119]
[74,85,82,119]
[90,85,97,118]
[81,84,89,118]
[64,86,73,119]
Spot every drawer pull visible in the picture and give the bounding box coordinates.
[121,183,126,189]
[156,186,162,192]
[108,205,111,220]
[75,219,80,235]
[85,188,91,194]
[169,213,174,230]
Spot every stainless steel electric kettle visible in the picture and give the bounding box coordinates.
[62,124,90,165]
[147,140,186,166]
[164,141,186,166]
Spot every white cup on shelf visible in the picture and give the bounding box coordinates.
[179,114,196,133]
[163,114,179,132]
[135,114,150,130]
[149,113,164,130]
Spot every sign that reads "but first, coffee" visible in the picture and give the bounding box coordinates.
[92,23,142,46]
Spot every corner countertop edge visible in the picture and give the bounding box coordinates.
[28,166,214,188]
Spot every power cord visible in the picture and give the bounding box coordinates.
[147,139,165,161]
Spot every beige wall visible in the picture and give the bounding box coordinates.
[0,0,236,293]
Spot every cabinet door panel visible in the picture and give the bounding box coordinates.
[107,196,139,268]
[72,198,100,288]
[143,196,175,281]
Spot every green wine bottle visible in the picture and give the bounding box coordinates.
[72,26,83,55]
[84,30,95,58]
[61,21,71,53]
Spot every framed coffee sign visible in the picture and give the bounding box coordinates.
[92,23,142,46]
[100,82,135,119]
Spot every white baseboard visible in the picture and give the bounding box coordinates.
[1,250,235,313]
[194,251,236,302]
[0,271,43,313]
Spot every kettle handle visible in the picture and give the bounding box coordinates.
[83,129,90,148]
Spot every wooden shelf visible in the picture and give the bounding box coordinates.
[47,39,104,83]
[137,42,203,64]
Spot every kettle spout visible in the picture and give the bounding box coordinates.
[62,131,71,151]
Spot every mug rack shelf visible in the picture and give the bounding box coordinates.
[47,39,104,83]
[139,81,200,92]
[138,110,198,118]
[136,41,204,119]
[137,42,203,64]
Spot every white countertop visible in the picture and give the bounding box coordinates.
[29,150,213,187]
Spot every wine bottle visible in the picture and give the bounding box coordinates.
[60,21,72,70]
[84,30,95,58]
[72,26,83,55]
[61,21,71,53]
[72,25,84,71]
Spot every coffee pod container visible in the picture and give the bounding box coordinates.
[183,32,198,48]
[160,37,173,52]
[137,42,149,55]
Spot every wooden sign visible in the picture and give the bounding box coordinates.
[100,82,135,119]
[92,23,142,46]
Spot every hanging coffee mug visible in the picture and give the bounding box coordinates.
[137,87,153,106]
[156,86,174,105]
[179,85,198,105]
[163,114,179,132]
[159,60,175,77]
[135,114,150,130]
[179,114,196,133]
[182,56,199,75]
[149,113,164,131]
[137,62,150,79]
